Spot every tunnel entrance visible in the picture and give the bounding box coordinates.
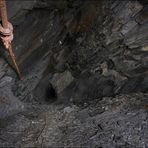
[0,0,148,147]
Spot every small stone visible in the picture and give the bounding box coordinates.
[0,76,13,87]
[76,37,83,44]
[40,38,43,43]
[120,21,137,35]
[59,40,62,45]
[0,71,5,79]
[63,106,75,114]
[51,71,74,93]
[142,46,148,51]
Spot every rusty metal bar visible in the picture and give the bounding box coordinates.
[0,0,22,80]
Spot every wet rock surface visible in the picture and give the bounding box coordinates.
[0,0,148,147]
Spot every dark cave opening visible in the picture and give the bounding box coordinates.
[0,0,148,147]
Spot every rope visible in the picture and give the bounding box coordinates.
[0,0,22,80]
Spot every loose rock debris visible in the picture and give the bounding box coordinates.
[0,0,148,147]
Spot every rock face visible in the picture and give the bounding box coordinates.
[7,0,36,20]
[0,76,24,119]
[5,0,148,95]
[0,0,148,147]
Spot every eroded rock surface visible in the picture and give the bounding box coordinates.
[0,0,148,147]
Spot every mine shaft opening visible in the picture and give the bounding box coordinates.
[0,0,148,147]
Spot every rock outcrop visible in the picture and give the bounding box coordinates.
[0,0,148,147]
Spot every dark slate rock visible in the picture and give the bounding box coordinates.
[135,6,148,24]
[0,85,24,119]
[120,20,137,35]
[119,74,148,94]
[113,1,143,21]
